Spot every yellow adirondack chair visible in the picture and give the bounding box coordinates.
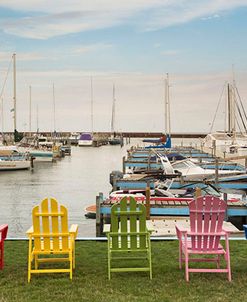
[26,197,78,282]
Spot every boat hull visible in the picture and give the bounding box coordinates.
[30,151,53,162]
[0,160,30,170]
[78,140,93,146]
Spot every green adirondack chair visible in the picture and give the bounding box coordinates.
[104,196,153,280]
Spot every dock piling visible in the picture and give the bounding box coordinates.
[146,186,151,220]
[96,193,103,237]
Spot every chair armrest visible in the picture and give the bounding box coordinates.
[175,222,189,239]
[26,226,34,236]
[222,227,231,235]
[0,224,8,233]
[0,224,8,240]
[175,222,189,233]
[69,224,78,237]
[103,224,111,234]
[146,221,154,233]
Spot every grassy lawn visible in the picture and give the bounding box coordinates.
[0,240,247,302]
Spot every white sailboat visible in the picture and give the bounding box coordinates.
[18,85,54,162]
[0,54,30,170]
[78,77,94,146]
[109,84,122,145]
[204,82,247,156]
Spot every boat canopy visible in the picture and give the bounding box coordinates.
[79,133,92,140]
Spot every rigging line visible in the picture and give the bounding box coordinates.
[209,82,227,133]
[0,58,12,100]
[235,99,247,133]
[234,112,242,135]
[235,86,247,125]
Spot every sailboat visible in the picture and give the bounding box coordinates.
[108,84,122,145]
[18,85,54,162]
[78,77,94,147]
[0,54,31,170]
[144,73,171,149]
[203,82,247,156]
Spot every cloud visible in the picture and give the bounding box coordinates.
[0,0,247,39]
[72,43,113,54]
[201,14,220,20]
[160,50,180,56]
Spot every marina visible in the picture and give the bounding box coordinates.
[2,134,247,238]
[1,2,247,300]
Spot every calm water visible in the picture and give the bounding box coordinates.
[0,137,199,238]
[0,139,142,238]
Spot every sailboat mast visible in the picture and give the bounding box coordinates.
[36,104,39,133]
[13,53,17,131]
[90,77,94,133]
[1,97,3,135]
[164,73,171,135]
[227,83,236,135]
[227,83,231,133]
[167,73,171,136]
[29,85,32,134]
[111,84,116,133]
[53,83,56,132]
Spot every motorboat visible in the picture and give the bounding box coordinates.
[78,133,93,146]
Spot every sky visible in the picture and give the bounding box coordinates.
[0,0,247,133]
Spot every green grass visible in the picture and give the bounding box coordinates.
[1,240,247,302]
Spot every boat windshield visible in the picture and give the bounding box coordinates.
[80,133,92,140]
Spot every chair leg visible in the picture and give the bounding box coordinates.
[70,251,73,280]
[72,239,76,269]
[34,255,38,270]
[217,255,220,269]
[0,245,3,269]
[185,251,189,282]
[108,251,111,280]
[225,240,232,282]
[28,238,32,283]
[179,240,182,269]
[72,245,76,269]
[148,247,152,280]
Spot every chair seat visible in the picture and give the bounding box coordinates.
[32,238,72,254]
[181,240,225,255]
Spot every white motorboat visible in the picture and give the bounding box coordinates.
[78,133,93,146]
[0,149,30,171]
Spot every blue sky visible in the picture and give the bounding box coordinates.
[0,1,247,133]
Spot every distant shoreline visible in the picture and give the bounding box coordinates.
[1,131,207,138]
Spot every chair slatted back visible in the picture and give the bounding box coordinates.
[189,195,227,251]
[110,196,147,250]
[32,198,69,252]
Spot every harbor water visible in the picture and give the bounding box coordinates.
[0,138,200,239]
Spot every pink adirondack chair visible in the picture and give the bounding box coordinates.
[0,224,8,269]
[175,195,231,281]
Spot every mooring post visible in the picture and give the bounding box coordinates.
[212,140,216,157]
[30,156,34,169]
[146,185,151,220]
[223,192,228,221]
[96,194,101,237]
[215,157,219,185]
[122,156,126,174]
[147,150,151,171]
[112,175,117,192]
[194,187,202,198]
